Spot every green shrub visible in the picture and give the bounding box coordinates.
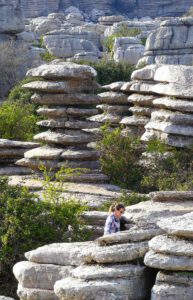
[141,144,193,192]
[40,51,57,62]
[103,25,141,56]
[0,176,89,297]
[98,128,193,192]
[97,126,144,190]
[0,100,40,141]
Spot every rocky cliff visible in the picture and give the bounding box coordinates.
[20,0,193,18]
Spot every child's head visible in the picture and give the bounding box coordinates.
[109,203,125,219]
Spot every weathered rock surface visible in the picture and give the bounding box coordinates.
[151,271,193,300]
[13,261,73,290]
[0,0,24,33]
[139,17,193,66]
[158,212,193,238]
[113,37,145,64]
[150,191,193,202]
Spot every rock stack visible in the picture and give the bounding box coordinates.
[16,61,108,183]
[126,64,193,147]
[89,82,132,128]
[0,139,38,176]
[144,211,193,300]
[13,229,152,300]
[113,37,145,64]
[138,17,193,66]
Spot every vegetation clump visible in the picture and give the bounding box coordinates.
[98,127,193,192]
[0,176,89,297]
[103,24,141,56]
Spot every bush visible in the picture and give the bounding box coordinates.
[97,126,144,190]
[98,128,193,192]
[0,100,39,141]
[141,141,193,192]
[40,51,57,62]
[0,177,89,297]
[103,24,141,56]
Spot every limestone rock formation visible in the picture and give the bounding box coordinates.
[139,17,193,66]
[0,0,24,33]
[128,64,193,147]
[0,139,39,176]
[145,212,193,299]
[89,82,131,128]
[16,62,108,184]
[19,0,193,19]
[113,37,145,64]
[14,230,152,300]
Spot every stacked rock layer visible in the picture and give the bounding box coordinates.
[89,81,132,128]
[16,61,108,183]
[139,17,193,66]
[127,64,193,147]
[0,139,38,176]
[145,210,193,300]
[14,227,154,300]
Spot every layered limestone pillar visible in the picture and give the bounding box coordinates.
[144,210,193,300]
[89,81,132,128]
[0,139,38,176]
[16,61,108,183]
[124,64,193,147]
[14,231,152,300]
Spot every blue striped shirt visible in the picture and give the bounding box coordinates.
[104,214,120,235]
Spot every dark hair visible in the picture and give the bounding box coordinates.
[109,203,125,213]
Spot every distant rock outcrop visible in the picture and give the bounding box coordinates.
[19,0,193,19]
[139,17,193,66]
[127,64,193,148]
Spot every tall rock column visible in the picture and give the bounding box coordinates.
[16,61,108,183]
[145,210,193,300]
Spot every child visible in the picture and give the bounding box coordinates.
[104,203,125,235]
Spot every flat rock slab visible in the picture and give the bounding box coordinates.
[24,147,63,160]
[103,82,126,91]
[144,250,193,271]
[71,264,145,280]
[145,121,193,137]
[128,94,156,106]
[97,227,164,246]
[65,120,101,129]
[97,104,129,114]
[98,92,128,104]
[89,113,122,124]
[125,200,193,227]
[67,107,98,117]
[61,149,99,160]
[129,106,154,117]
[151,283,193,300]
[13,261,73,290]
[149,235,193,256]
[151,110,193,125]
[141,128,193,148]
[150,191,193,201]
[32,93,101,105]
[26,62,97,79]
[0,167,31,176]
[25,242,95,266]
[54,276,147,300]
[156,270,193,287]
[34,130,98,145]
[37,107,67,118]
[23,80,98,94]
[120,115,149,126]
[131,65,158,81]
[8,175,122,195]
[83,242,149,264]
[157,212,193,238]
[17,285,57,300]
[0,139,39,149]
[0,148,27,158]
[153,97,193,112]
